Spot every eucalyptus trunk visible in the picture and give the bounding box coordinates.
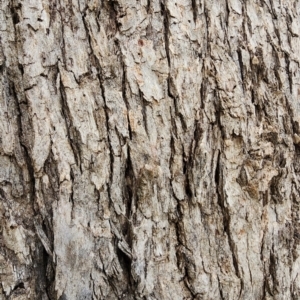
[1,0,300,299]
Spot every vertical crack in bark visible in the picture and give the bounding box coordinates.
[139,88,150,138]
[269,246,278,296]
[4,6,57,295]
[58,77,82,170]
[215,150,243,294]
[13,81,36,215]
[81,13,114,200]
[184,120,203,209]
[120,57,132,140]
[191,0,197,23]
[224,0,229,29]
[284,52,293,94]
[169,139,193,297]
[69,167,75,217]
[99,74,114,211]
[185,144,194,202]
[203,2,210,55]
[167,78,188,131]
[237,48,245,91]
[124,147,134,219]
[161,0,170,67]
[146,0,151,14]
[116,244,132,294]
[12,79,53,298]
[162,0,187,131]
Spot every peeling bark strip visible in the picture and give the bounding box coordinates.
[1,0,300,299]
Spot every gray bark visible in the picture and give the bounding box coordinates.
[1,0,300,299]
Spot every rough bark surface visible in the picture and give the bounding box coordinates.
[1,0,300,299]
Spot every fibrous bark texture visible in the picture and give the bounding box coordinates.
[1,0,300,299]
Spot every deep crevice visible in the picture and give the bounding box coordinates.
[59,78,82,170]
[215,150,242,293]
[237,48,244,89]
[124,147,134,219]
[121,58,132,140]
[191,0,197,23]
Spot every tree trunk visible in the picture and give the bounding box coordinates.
[1,0,300,299]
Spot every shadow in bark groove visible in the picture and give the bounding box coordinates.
[215,150,243,295]
[59,78,82,169]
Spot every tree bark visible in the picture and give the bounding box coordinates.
[1,0,300,299]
